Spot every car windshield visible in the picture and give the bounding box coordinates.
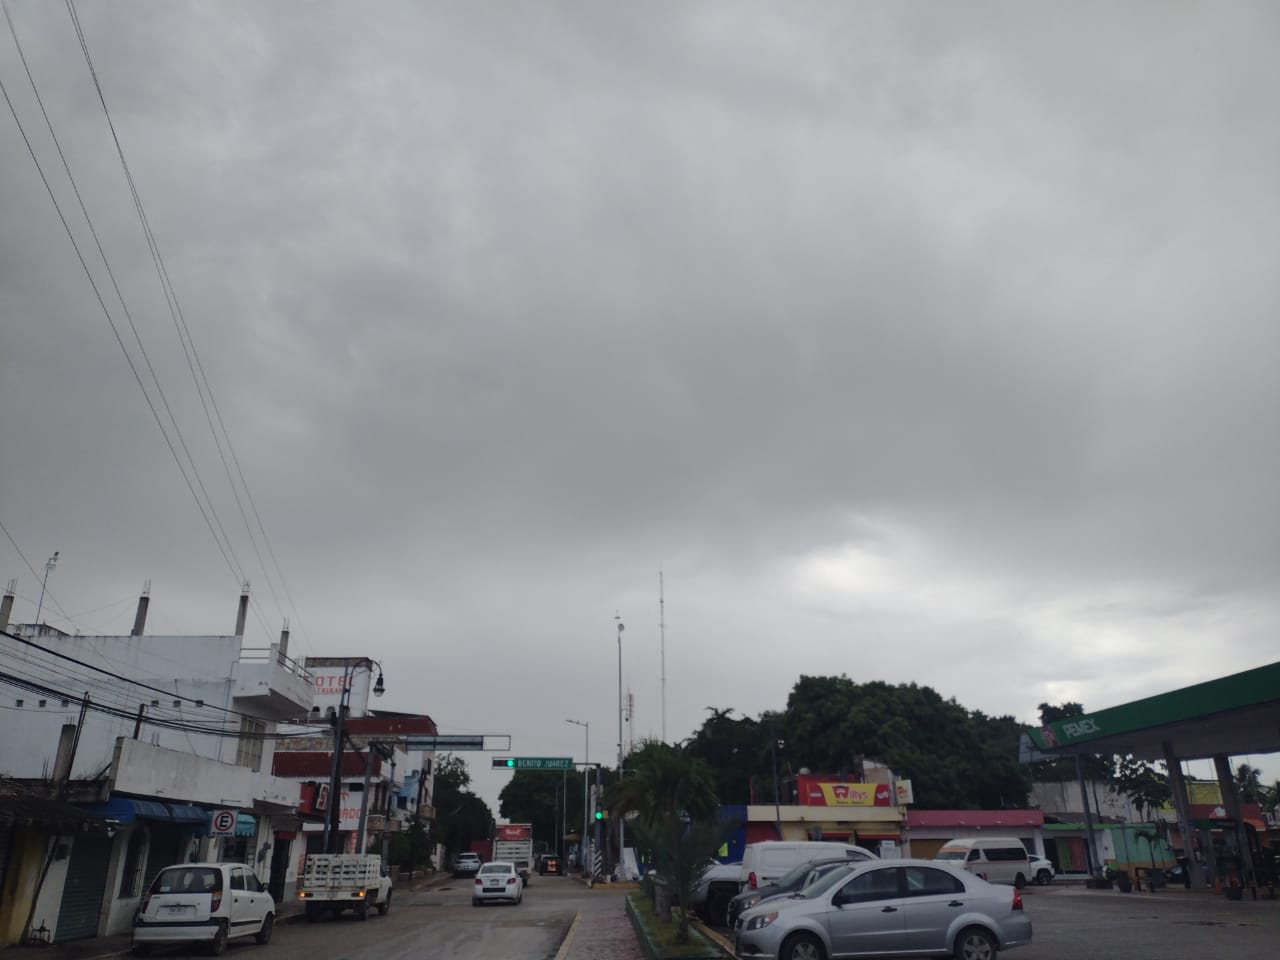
[479,864,512,876]
[796,864,856,898]
[935,849,967,861]
[774,859,830,888]
[153,867,222,894]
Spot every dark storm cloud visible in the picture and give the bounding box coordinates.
[3,1,1277,804]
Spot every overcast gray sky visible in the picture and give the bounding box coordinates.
[2,1,1277,811]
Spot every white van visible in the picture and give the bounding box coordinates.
[738,840,878,891]
[934,837,1031,888]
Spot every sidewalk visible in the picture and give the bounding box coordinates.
[555,895,646,960]
[4,873,452,960]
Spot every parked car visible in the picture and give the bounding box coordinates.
[691,860,742,927]
[935,837,1032,888]
[472,861,524,906]
[734,859,1032,960]
[537,853,561,875]
[132,862,273,956]
[453,852,482,878]
[726,857,854,931]
[1028,854,1056,885]
[739,840,879,892]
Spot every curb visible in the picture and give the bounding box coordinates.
[624,892,727,960]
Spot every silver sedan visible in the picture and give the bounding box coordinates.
[734,858,1032,960]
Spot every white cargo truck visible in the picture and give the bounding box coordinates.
[298,853,392,920]
[492,823,535,885]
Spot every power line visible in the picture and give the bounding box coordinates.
[63,0,312,654]
[1,11,272,639]
[0,670,318,741]
[0,518,76,628]
[1,628,323,734]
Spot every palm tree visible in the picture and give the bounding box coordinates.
[606,739,725,943]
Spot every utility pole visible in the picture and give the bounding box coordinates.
[567,719,588,870]
[659,571,666,742]
[771,737,784,838]
[615,616,625,877]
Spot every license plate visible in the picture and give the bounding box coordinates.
[161,905,193,917]
[485,886,503,892]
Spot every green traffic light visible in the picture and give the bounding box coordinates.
[505,758,515,767]
[594,810,603,820]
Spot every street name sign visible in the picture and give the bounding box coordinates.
[491,757,574,770]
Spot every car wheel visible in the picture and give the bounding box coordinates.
[357,897,370,921]
[208,921,228,956]
[1014,872,1027,889]
[255,913,274,945]
[708,890,731,927]
[780,931,825,960]
[953,926,997,960]
[377,889,391,916]
[1036,869,1052,885]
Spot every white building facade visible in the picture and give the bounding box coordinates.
[0,594,313,944]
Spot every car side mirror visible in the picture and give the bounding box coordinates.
[260,882,268,893]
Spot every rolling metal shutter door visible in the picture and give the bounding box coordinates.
[908,838,947,860]
[55,837,111,942]
[0,824,11,893]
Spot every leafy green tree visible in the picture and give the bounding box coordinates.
[1263,781,1280,814]
[780,675,1031,808]
[606,740,724,943]
[1113,756,1171,820]
[498,769,582,851]
[1235,764,1264,805]
[388,819,432,870]
[430,754,494,860]
[1030,702,1113,783]
[684,707,767,803]
[434,753,472,791]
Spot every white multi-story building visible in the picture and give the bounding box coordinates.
[272,657,437,859]
[0,588,313,945]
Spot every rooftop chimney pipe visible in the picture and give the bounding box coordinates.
[0,579,15,633]
[131,581,151,636]
[234,582,249,637]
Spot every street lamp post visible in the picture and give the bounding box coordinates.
[615,617,625,876]
[34,551,59,626]
[566,718,589,869]
[322,658,384,854]
[771,737,784,838]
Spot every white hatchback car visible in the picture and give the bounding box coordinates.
[472,861,524,906]
[132,862,274,956]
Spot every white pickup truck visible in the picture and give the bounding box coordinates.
[298,854,392,921]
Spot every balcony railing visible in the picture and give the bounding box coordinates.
[237,647,314,683]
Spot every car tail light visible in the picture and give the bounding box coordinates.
[1012,889,1024,911]
[507,877,517,885]
[748,871,758,890]
[474,878,483,886]
[210,893,222,912]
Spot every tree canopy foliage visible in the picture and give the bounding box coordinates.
[606,740,725,943]
[685,675,1037,809]
[430,754,493,858]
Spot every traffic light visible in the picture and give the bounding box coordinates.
[491,757,516,769]
[589,783,602,821]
